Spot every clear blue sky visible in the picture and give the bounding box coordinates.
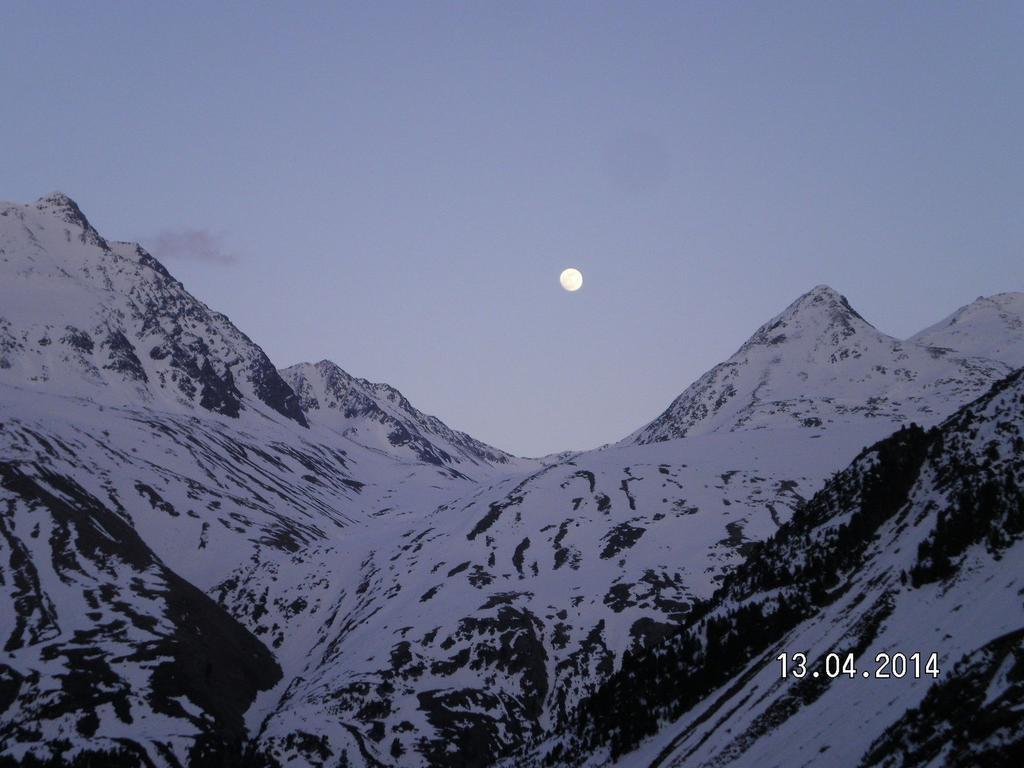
[2,2,1021,456]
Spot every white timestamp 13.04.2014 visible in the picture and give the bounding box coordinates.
[777,651,940,680]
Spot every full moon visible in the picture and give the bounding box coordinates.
[559,267,583,292]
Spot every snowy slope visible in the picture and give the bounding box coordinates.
[246,425,888,766]
[910,291,1024,369]
[0,193,306,426]
[0,379,525,765]
[0,449,282,765]
[1,194,1022,767]
[239,292,1023,766]
[627,285,1011,444]
[281,360,520,474]
[519,368,1024,768]
[0,196,527,765]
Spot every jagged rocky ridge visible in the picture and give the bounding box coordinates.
[0,193,1022,767]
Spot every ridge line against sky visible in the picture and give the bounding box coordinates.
[2,2,1021,455]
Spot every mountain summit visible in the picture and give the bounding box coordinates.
[910,291,1024,368]
[741,284,875,352]
[32,191,108,248]
[627,284,1014,444]
[281,359,518,471]
[0,193,307,425]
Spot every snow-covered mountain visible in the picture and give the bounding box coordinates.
[521,366,1024,768]
[247,425,889,766]
[0,193,1021,767]
[281,360,518,473]
[627,285,1012,444]
[0,193,305,426]
[0,194,526,766]
[244,288,1021,767]
[910,291,1024,369]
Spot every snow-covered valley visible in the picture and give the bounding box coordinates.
[1,194,1021,767]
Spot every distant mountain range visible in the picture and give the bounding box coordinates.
[0,193,1020,767]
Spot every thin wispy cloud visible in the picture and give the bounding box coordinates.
[149,229,239,265]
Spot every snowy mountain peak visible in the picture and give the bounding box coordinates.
[628,285,1014,444]
[281,360,520,470]
[793,283,855,308]
[910,290,1024,368]
[307,358,408,408]
[742,284,875,353]
[37,190,80,208]
[0,194,307,426]
[786,283,866,323]
[32,191,107,249]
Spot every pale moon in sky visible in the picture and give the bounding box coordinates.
[559,267,583,292]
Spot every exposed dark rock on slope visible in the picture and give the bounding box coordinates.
[0,193,306,426]
[516,368,1024,767]
[1,193,1022,766]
